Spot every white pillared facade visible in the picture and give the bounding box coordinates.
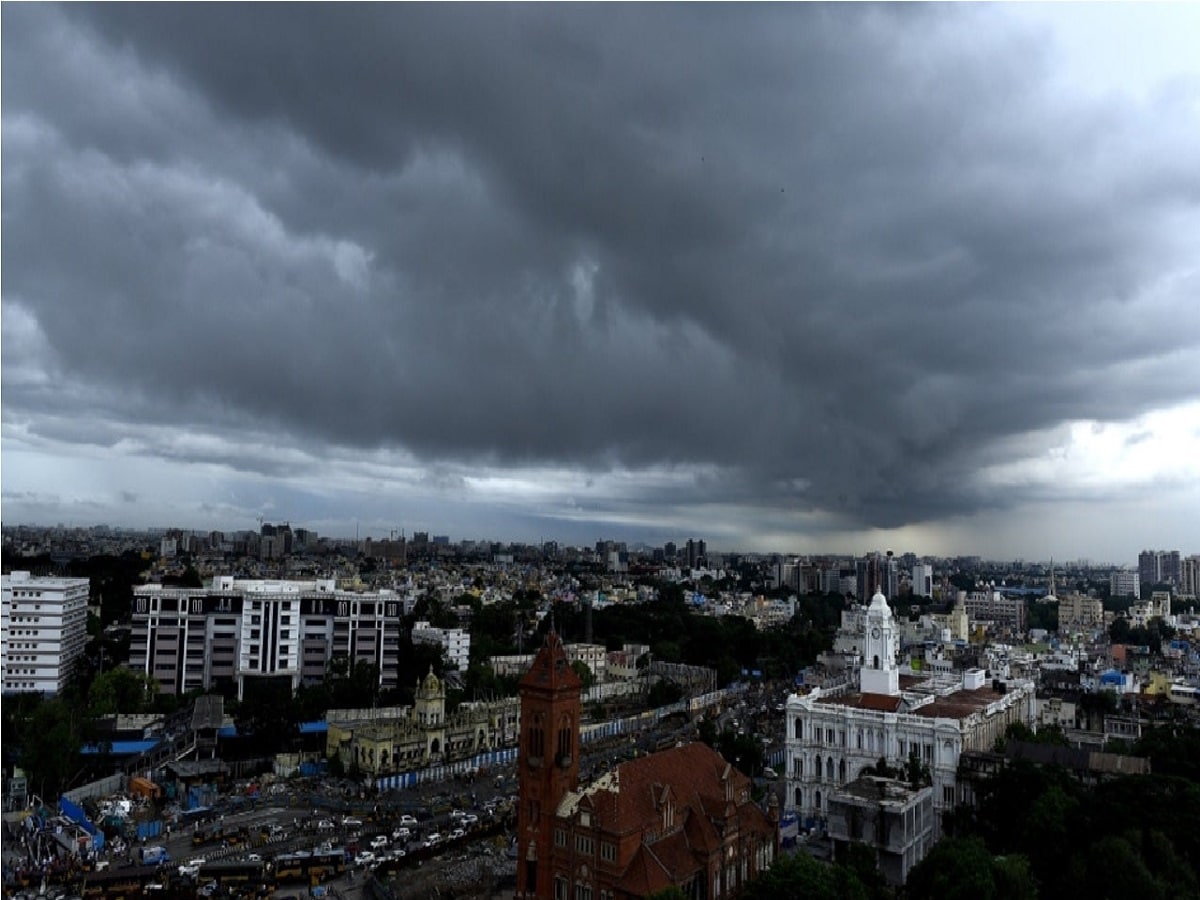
[785,589,1035,836]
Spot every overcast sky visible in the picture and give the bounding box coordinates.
[3,4,1199,563]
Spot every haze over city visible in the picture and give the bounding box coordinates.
[3,5,1199,561]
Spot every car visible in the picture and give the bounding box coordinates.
[449,809,466,821]
[244,853,263,862]
[178,859,205,878]
[423,833,442,848]
[353,851,376,866]
[391,826,410,841]
[343,817,364,828]
[317,819,335,831]
[398,814,418,826]
[463,814,479,825]
[449,828,466,840]
[369,836,388,850]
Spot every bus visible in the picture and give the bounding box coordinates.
[201,859,273,892]
[273,849,346,883]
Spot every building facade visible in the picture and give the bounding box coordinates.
[827,776,934,887]
[326,669,520,776]
[1,571,90,695]
[785,590,1035,837]
[129,577,408,698]
[516,632,776,900]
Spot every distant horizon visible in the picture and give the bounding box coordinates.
[6,518,1183,570]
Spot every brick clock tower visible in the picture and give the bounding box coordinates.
[516,630,582,899]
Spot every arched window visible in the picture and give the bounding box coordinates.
[794,787,802,806]
[839,759,846,782]
[874,654,880,669]
[794,718,803,739]
[815,756,822,778]
[815,790,822,811]
[827,756,834,780]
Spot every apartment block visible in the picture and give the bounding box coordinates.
[1,571,90,695]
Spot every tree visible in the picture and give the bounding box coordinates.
[904,836,999,900]
[88,667,158,716]
[571,660,594,691]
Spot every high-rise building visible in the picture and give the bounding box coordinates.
[1139,550,1181,587]
[1181,556,1200,601]
[911,564,935,598]
[129,576,410,698]
[1,571,90,695]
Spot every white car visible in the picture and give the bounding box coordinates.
[369,835,388,850]
[398,814,418,826]
[449,828,466,840]
[354,851,376,866]
[391,826,410,841]
[423,833,442,848]
[463,814,479,825]
[178,859,205,878]
[343,816,364,828]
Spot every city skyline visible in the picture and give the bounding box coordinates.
[3,6,1200,562]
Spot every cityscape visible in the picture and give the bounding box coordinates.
[2,521,1199,897]
[4,3,1200,900]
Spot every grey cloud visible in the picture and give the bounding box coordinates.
[3,4,1199,540]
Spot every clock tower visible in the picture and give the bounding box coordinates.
[516,630,582,899]
[860,588,900,696]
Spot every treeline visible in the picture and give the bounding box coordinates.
[535,581,846,684]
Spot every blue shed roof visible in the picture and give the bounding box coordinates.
[81,740,159,755]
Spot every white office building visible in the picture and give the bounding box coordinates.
[1,571,90,695]
[785,589,1034,837]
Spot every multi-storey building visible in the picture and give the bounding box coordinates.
[1139,550,1181,587]
[1,571,90,695]
[911,564,935,598]
[1058,593,1105,634]
[1109,569,1141,601]
[1180,556,1200,602]
[785,589,1035,836]
[411,620,471,672]
[129,577,408,698]
[515,632,776,900]
[963,589,1027,634]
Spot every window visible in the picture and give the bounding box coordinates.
[555,829,567,848]
[575,835,594,855]
[554,877,567,900]
[600,842,615,863]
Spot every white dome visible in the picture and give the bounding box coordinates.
[869,589,890,611]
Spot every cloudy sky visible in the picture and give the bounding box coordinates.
[3,5,1199,563]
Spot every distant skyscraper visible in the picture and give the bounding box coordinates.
[1110,570,1140,600]
[911,564,935,598]
[1139,550,1181,587]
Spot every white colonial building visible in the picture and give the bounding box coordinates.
[1,571,90,695]
[785,589,1034,835]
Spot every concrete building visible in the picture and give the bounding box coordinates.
[1109,569,1141,601]
[129,577,409,698]
[411,620,471,672]
[1058,593,1105,634]
[1,571,90,695]
[963,589,1027,634]
[785,589,1035,836]
[827,775,935,887]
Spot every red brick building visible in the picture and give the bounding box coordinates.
[517,632,778,899]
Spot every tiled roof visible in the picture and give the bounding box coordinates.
[817,692,904,712]
[616,844,674,896]
[910,687,1005,720]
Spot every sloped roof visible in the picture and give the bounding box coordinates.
[617,844,674,897]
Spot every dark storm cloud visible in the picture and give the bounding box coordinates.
[3,4,1199,536]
